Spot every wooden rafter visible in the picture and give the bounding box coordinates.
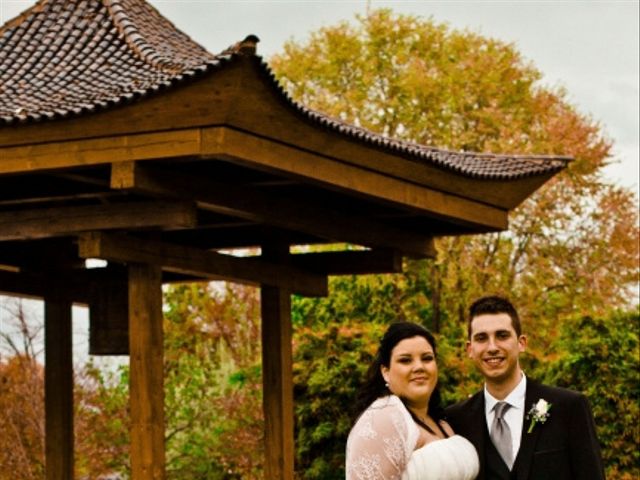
[77,232,328,297]
[111,162,436,258]
[289,249,403,275]
[0,201,197,241]
[208,127,509,229]
[0,124,510,230]
[0,269,91,303]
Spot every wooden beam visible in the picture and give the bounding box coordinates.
[44,297,74,480]
[0,201,197,241]
[290,249,403,275]
[0,269,91,303]
[78,232,328,297]
[162,224,322,250]
[111,162,436,258]
[204,127,509,230]
[128,263,165,479]
[261,242,294,480]
[0,128,201,174]
[0,238,85,271]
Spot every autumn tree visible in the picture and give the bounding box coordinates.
[0,300,44,480]
[0,356,44,480]
[271,9,639,351]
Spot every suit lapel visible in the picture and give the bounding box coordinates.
[515,380,544,480]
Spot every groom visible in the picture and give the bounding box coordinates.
[446,296,605,480]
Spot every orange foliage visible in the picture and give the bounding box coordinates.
[0,356,44,480]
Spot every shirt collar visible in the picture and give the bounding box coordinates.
[484,372,527,415]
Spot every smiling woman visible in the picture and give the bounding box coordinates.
[381,335,438,418]
[346,322,479,480]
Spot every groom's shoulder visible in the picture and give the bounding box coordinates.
[445,390,483,417]
[528,380,587,404]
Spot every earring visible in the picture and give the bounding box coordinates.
[385,382,389,388]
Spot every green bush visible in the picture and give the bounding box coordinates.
[543,311,640,479]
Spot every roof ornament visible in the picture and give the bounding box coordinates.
[220,34,260,57]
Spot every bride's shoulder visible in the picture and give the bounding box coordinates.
[370,394,404,409]
[357,395,413,429]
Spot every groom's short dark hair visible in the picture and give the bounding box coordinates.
[468,295,522,338]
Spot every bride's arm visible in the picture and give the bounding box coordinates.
[346,401,413,480]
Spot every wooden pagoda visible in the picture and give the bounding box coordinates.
[0,0,569,478]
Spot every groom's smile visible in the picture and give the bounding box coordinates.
[484,356,505,366]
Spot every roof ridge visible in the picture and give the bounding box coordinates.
[0,0,224,123]
[0,0,46,36]
[103,0,217,74]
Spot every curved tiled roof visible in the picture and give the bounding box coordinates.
[0,0,222,122]
[0,0,570,180]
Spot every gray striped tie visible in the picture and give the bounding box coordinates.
[491,401,513,468]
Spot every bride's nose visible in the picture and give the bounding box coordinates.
[411,361,425,372]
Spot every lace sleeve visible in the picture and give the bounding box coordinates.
[346,396,417,480]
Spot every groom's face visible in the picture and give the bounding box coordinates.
[466,313,526,386]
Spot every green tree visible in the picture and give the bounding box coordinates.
[162,282,263,479]
[543,311,640,479]
[293,319,386,479]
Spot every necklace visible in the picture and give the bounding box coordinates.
[412,412,439,436]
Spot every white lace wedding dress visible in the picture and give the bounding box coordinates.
[346,395,479,480]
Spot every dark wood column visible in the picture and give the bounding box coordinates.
[128,264,165,479]
[45,297,74,480]
[261,242,294,480]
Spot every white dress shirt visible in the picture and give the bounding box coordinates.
[484,373,527,463]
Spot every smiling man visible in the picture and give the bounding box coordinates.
[445,296,605,480]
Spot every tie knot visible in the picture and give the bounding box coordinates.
[494,401,511,419]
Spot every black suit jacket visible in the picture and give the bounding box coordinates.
[445,380,605,480]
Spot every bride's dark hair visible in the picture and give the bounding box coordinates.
[352,322,443,427]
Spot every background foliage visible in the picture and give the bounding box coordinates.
[0,8,638,480]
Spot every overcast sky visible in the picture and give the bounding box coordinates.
[2,0,638,195]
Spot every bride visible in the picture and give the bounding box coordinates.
[346,322,479,480]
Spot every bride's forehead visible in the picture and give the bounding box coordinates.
[391,336,433,355]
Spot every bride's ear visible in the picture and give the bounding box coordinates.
[380,365,389,383]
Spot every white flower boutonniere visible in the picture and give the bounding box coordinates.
[526,398,552,433]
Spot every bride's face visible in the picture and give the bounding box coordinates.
[381,335,438,408]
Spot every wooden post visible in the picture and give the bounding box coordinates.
[261,242,294,479]
[89,266,129,355]
[45,297,74,480]
[128,264,165,479]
